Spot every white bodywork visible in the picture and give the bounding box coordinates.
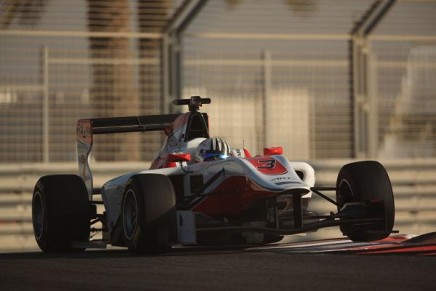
[101,156,315,234]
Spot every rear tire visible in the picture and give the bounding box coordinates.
[336,161,395,242]
[122,174,176,254]
[32,175,90,252]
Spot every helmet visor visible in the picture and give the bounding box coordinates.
[203,150,228,161]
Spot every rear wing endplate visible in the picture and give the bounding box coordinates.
[76,114,180,199]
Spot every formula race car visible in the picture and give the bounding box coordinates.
[32,96,395,253]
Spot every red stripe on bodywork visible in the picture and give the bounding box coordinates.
[192,176,274,217]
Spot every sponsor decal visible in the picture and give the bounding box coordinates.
[76,120,92,144]
[271,177,291,182]
[232,148,244,157]
[271,176,296,185]
[248,157,288,175]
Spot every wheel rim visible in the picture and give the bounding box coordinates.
[123,189,138,240]
[32,191,44,240]
[338,179,353,207]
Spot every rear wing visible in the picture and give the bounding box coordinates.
[76,114,180,199]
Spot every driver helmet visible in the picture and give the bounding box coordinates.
[195,137,230,162]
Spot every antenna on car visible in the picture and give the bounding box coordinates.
[172,96,212,112]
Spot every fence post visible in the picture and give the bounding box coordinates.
[263,50,272,148]
[367,42,378,158]
[352,38,379,159]
[351,0,396,158]
[162,34,171,114]
[42,46,49,163]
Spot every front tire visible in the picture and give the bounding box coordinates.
[121,174,176,254]
[336,161,395,242]
[32,175,90,252]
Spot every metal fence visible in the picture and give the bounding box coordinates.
[374,39,436,159]
[3,38,435,162]
[181,0,436,159]
[0,0,182,162]
[183,47,352,159]
[1,44,165,162]
[2,0,435,161]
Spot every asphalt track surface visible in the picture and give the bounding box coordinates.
[1,235,435,291]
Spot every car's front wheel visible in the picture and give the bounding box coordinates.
[336,161,395,242]
[121,174,176,253]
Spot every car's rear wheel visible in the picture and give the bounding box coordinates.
[121,174,176,253]
[336,161,395,242]
[32,175,90,252]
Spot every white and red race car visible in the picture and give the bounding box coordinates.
[32,96,395,253]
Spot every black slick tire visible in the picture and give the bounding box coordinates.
[32,175,90,252]
[121,174,176,254]
[336,161,395,242]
